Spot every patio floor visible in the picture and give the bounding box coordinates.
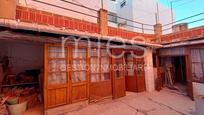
[24,88,195,115]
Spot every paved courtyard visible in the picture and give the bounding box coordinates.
[24,88,195,115]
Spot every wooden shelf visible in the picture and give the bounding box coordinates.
[1,82,39,87]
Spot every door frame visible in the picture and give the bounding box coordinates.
[69,46,89,103]
[185,45,204,100]
[44,44,90,109]
[44,44,70,109]
[124,51,137,92]
[159,54,193,99]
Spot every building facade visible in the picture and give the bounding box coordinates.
[108,0,173,34]
[0,0,204,114]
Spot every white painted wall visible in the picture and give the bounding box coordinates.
[108,0,173,34]
[0,40,44,74]
[116,0,134,31]
[108,0,118,27]
[18,0,108,23]
[144,47,155,92]
[193,82,204,98]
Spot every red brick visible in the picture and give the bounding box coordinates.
[48,16,53,25]
[36,12,42,23]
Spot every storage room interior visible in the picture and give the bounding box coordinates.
[0,39,44,111]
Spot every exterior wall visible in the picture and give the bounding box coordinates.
[132,0,172,34]
[0,0,16,19]
[157,3,173,34]
[116,0,134,31]
[193,82,204,97]
[108,0,173,34]
[17,0,108,23]
[144,47,155,92]
[159,47,186,56]
[162,26,204,43]
[108,0,118,28]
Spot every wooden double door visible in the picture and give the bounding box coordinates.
[44,45,89,109]
[44,46,146,108]
[125,53,146,92]
[111,49,146,99]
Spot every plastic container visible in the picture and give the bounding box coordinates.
[7,101,27,115]
[6,97,19,105]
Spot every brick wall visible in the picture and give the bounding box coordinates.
[15,6,156,43]
[16,6,100,34]
[162,26,204,43]
[108,27,155,42]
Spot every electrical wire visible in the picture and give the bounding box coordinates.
[60,0,98,12]
[188,17,204,25]
[162,17,204,32]
[108,13,154,26]
[163,12,204,26]
[108,19,154,32]
[31,0,98,18]
[173,0,195,8]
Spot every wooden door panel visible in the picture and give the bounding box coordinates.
[90,81,112,100]
[47,88,67,108]
[135,58,146,92]
[185,54,193,99]
[125,53,137,92]
[45,44,69,109]
[187,82,193,98]
[137,78,146,92]
[71,84,87,102]
[115,78,126,98]
[71,48,88,103]
[125,76,137,92]
[112,49,126,99]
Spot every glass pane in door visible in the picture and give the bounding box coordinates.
[115,59,124,78]
[72,71,86,83]
[72,48,87,83]
[47,46,67,85]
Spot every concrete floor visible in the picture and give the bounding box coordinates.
[24,88,195,115]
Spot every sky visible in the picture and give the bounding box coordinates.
[159,0,204,28]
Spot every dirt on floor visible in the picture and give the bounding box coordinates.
[24,88,195,115]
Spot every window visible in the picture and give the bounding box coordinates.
[120,0,126,8]
[108,12,117,24]
[191,49,204,82]
[90,48,110,82]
